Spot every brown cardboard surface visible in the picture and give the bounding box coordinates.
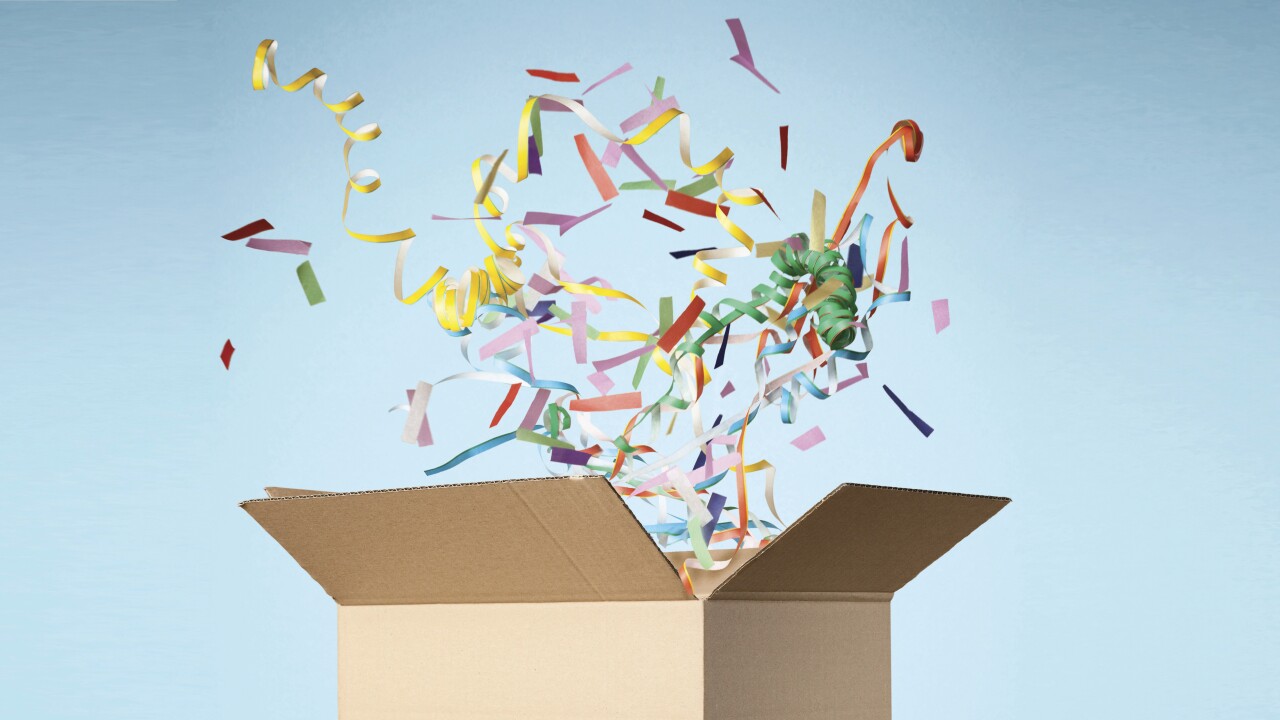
[241,476,689,604]
[712,483,1009,597]
[704,600,891,719]
[339,601,704,719]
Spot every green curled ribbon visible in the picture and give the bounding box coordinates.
[768,234,860,350]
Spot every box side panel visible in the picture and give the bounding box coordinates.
[703,600,891,720]
[339,601,703,720]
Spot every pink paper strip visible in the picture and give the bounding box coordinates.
[431,214,503,221]
[527,274,560,295]
[720,381,736,397]
[835,362,870,393]
[478,319,539,361]
[790,426,826,451]
[571,301,589,364]
[538,97,584,112]
[559,203,611,234]
[632,451,742,496]
[601,141,622,168]
[726,18,780,93]
[899,237,909,291]
[620,96,679,133]
[244,238,312,255]
[593,344,652,372]
[932,299,950,333]
[620,145,666,187]
[582,62,633,94]
[587,370,615,394]
[519,388,551,430]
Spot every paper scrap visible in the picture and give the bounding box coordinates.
[669,246,715,259]
[790,425,826,451]
[932,298,950,333]
[883,385,934,437]
[573,133,619,201]
[587,370,615,395]
[401,382,434,447]
[701,492,727,543]
[582,62,632,94]
[295,261,326,305]
[643,209,684,232]
[664,190,728,218]
[526,69,580,82]
[245,238,311,255]
[568,392,643,412]
[725,18,779,93]
[489,383,521,428]
[657,296,706,352]
[220,340,235,369]
[620,95,679,133]
[780,125,789,170]
[720,381,735,397]
[550,446,594,465]
[222,218,273,240]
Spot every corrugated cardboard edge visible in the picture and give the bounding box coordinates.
[240,475,692,602]
[706,483,1011,600]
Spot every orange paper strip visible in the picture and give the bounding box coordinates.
[573,133,619,201]
[568,392,643,412]
[657,296,707,353]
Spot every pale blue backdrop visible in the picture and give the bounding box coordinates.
[2,1,1277,718]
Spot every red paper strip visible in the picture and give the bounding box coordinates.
[642,209,684,232]
[220,339,235,369]
[664,190,728,218]
[568,392,643,412]
[657,296,706,352]
[573,133,619,201]
[222,218,273,241]
[489,383,521,428]
[526,69,580,82]
[780,125,789,170]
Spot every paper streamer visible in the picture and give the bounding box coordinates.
[574,134,619,200]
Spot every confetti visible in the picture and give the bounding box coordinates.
[664,190,728,218]
[669,247,715,259]
[295,261,326,305]
[932,298,951,333]
[643,209,684,232]
[725,18,780,93]
[526,69,580,82]
[573,133,619,201]
[790,426,826,451]
[222,218,272,240]
[245,238,311,255]
[780,125,789,170]
[582,62,633,94]
[883,385,934,437]
[220,339,235,369]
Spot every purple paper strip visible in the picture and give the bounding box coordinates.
[720,381,735,397]
[899,237,909,291]
[530,299,555,317]
[244,238,312,255]
[527,274,560,295]
[582,62,633,95]
[715,322,732,369]
[523,211,575,227]
[846,242,863,280]
[592,344,652,372]
[620,96,679,133]
[559,203,611,234]
[701,492,727,544]
[601,141,622,168]
[620,145,665,187]
[669,247,716,259]
[527,134,542,175]
[537,97,584,112]
[519,388,551,430]
[550,447,594,466]
[882,384,934,437]
[726,18,780,93]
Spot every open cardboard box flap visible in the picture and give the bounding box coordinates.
[242,476,1008,605]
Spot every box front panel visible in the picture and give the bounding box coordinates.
[703,600,891,720]
[339,601,703,720]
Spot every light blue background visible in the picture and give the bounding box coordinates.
[2,1,1277,718]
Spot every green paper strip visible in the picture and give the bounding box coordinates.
[296,261,326,305]
[676,175,719,197]
[515,427,573,449]
[620,179,676,191]
[653,76,665,100]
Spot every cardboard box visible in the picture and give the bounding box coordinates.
[242,475,1008,719]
